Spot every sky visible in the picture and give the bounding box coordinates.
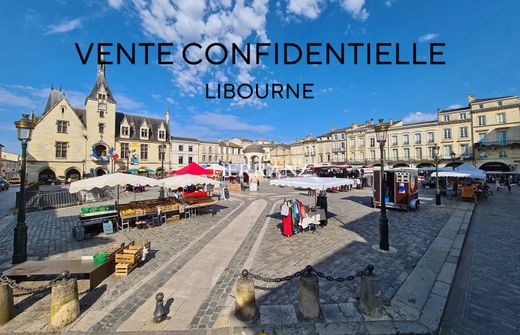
[1,0,519,154]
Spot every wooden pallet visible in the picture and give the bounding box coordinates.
[115,262,137,276]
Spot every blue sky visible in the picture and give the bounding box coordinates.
[1,0,519,154]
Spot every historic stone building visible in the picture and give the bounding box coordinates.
[27,63,171,184]
[1,151,20,179]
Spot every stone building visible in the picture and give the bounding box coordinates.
[1,151,20,179]
[171,137,199,170]
[27,63,171,183]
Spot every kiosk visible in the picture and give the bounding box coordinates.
[372,168,419,211]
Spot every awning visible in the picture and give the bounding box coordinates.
[159,175,221,189]
[432,171,470,178]
[172,162,211,175]
[69,173,161,193]
[270,177,355,191]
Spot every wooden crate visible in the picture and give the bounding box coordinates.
[115,262,137,276]
[129,240,151,251]
[166,215,180,224]
[115,251,141,265]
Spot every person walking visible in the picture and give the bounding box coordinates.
[505,178,512,192]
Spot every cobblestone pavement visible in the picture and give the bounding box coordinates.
[251,188,455,306]
[0,185,17,219]
[439,190,520,335]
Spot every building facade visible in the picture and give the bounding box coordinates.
[171,137,199,170]
[27,64,171,183]
[1,151,20,179]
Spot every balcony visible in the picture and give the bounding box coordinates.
[475,140,519,148]
[332,147,345,153]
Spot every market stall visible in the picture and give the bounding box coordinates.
[373,168,420,211]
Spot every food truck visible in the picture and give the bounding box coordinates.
[371,168,419,211]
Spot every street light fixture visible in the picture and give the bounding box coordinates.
[431,144,441,206]
[374,118,391,252]
[450,151,456,171]
[13,114,35,264]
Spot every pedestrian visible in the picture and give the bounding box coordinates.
[495,179,501,191]
[257,178,260,190]
[505,178,512,192]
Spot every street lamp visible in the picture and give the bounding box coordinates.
[432,144,441,205]
[13,114,35,264]
[159,143,166,198]
[450,151,456,171]
[374,119,391,251]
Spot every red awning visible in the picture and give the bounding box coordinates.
[173,162,211,175]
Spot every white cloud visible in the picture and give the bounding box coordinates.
[287,0,324,19]
[0,87,35,107]
[340,0,369,21]
[402,112,437,124]
[385,0,396,7]
[46,18,82,34]
[447,103,463,110]
[418,33,438,43]
[107,0,124,9]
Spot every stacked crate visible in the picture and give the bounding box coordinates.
[114,240,151,277]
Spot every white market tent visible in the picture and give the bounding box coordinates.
[270,177,355,191]
[160,174,221,189]
[432,171,470,178]
[69,173,161,193]
[206,164,226,171]
[454,163,486,179]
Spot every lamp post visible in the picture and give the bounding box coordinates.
[159,143,166,198]
[374,119,390,251]
[13,114,35,264]
[432,144,441,205]
[450,151,456,171]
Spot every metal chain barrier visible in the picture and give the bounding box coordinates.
[0,270,70,294]
[243,264,374,283]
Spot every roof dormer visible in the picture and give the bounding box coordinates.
[120,116,130,138]
[158,122,166,142]
[140,120,150,140]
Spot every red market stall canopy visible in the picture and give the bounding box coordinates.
[171,162,211,175]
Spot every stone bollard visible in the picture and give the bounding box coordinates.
[298,265,320,320]
[235,269,256,321]
[50,272,80,328]
[153,292,166,323]
[0,285,14,325]
[358,265,383,318]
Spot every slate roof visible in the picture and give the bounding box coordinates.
[243,144,265,153]
[85,69,116,104]
[115,112,170,141]
[171,136,200,142]
[72,108,86,126]
[43,88,65,115]
[473,96,515,103]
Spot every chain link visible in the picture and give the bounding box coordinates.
[0,271,69,294]
[246,264,373,284]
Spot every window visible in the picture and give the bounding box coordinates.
[415,133,421,144]
[188,156,193,163]
[460,113,466,120]
[392,136,398,145]
[478,115,486,126]
[350,139,356,147]
[97,93,106,100]
[209,155,212,162]
[460,144,469,158]
[158,130,166,140]
[498,101,503,107]
[392,149,398,160]
[178,156,184,164]
[497,113,506,124]
[443,115,450,122]
[57,120,68,133]
[403,134,409,145]
[428,147,435,160]
[499,151,507,158]
[188,146,193,152]
[427,132,435,143]
[333,135,337,140]
[98,123,105,134]
[443,145,452,159]
[460,127,468,138]
[370,150,375,161]
[179,145,184,152]
[443,128,452,139]
[370,138,375,147]
[202,155,206,162]
[140,128,148,138]
[61,106,65,113]
[209,147,212,153]
[140,144,148,160]
[99,110,105,118]
[415,148,422,160]
[497,131,507,145]
[360,152,365,161]
[479,104,484,109]
[478,133,487,144]
[351,152,355,161]
[55,142,68,158]
[403,148,410,160]
[120,143,129,159]
[341,134,345,140]
[121,126,129,136]
[479,152,488,159]
[359,138,365,147]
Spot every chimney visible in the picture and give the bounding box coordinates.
[467,93,476,104]
[436,108,441,114]
[331,127,336,131]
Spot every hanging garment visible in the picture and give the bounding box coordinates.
[283,208,293,237]
[281,202,290,216]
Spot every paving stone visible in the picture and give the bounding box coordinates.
[315,322,360,335]
[338,302,363,321]
[321,304,347,323]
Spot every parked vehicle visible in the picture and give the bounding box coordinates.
[8,177,21,185]
[0,177,9,190]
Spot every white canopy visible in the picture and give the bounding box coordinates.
[454,163,486,179]
[69,173,161,193]
[159,175,221,189]
[432,171,470,178]
[270,177,355,191]
[207,164,226,171]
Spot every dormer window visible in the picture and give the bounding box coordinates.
[97,93,106,100]
[443,115,450,122]
[121,126,129,137]
[140,128,149,139]
[61,106,65,113]
[158,130,166,140]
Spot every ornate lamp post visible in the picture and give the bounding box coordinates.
[159,143,166,198]
[432,144,441,205]
[374,119,391,251]
[450,151,456,171]
[13,114,35,264]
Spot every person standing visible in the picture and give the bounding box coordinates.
[505,178,512,192]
